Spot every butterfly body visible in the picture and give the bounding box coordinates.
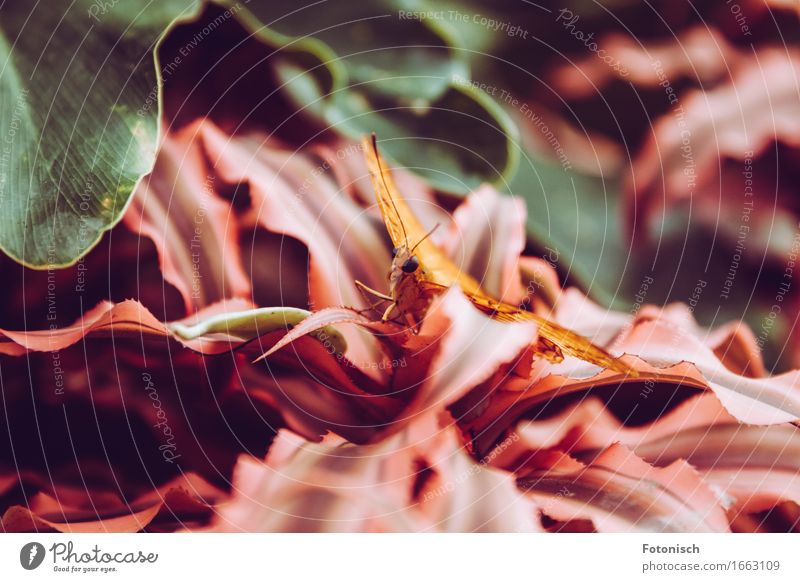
[384,243,435,330]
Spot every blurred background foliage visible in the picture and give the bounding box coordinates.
[2,0,799,370]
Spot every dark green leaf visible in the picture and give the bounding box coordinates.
[232,0,516,193]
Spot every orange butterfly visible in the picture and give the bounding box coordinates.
[358,135,635,376]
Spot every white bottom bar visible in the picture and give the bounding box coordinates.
[0,533,797,581]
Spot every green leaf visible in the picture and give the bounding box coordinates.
[237,0,464,100]
[169,306,348,355]
[329,83,518,192]
[230,0,516,193]
[509,149,629,310]
[0,0,201,268]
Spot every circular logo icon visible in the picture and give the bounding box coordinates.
[20,542,46,570]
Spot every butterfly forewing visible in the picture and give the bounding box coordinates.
[363,135,413,249]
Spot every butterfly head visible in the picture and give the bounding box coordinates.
[388,244,422,294]
[392,245,419,272]
[387,220,442,297]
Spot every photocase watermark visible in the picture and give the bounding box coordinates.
[652,59,696,195]
[632,274,655,318]
[726,0,753,37]
[519,102,573,171]
[74,178,96,295]
[609,272,654,358]
[288,141,365,220]
[0,89,30,204]
[538,484,573,518]
[310,325,407,370]
[189,175,215,302]
[421,433,520,502]
[359,357,408,371]
[556,9,629,77]
[44,241,67,396]
[639,377,656,399]
[641,278,706,399]
[398,10,530,39]
[142,372,181,464]
[755,223,800,350]
[138,1,250,117]
[687,279,707,315]
[452,75,572,171]
[303,328,339,358]
[20,540,158,573]
[297,142,364,205]
[720,151,755,300]
[86,0,120,21]
[519,246,560,309]
[652,59,679,106]
[20,542,46,570]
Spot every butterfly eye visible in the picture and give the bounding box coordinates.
[391,246,400,258]
[401,256,419,273]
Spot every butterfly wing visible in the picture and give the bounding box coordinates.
[362,135,484,293]
[432,277,629,374]
[363,134,413,249]
[363,135,634,376]
[486,298,632,374]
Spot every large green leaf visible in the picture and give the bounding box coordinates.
[0,0,201,268]
[0,0,516,268]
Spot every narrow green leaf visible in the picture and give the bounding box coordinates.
[169,306,348,355]
[231,0,515,193]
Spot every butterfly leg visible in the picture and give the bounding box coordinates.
[354,280,395,316]
[404,312,421,334]
[355,279,393,301]
[356,296,389,314]
[533,337,564,364]
[381,302,397,321]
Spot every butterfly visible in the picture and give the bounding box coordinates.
[357,134,636,376]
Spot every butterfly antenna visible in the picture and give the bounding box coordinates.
[371,133,409,246]
[411,223,440,252]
